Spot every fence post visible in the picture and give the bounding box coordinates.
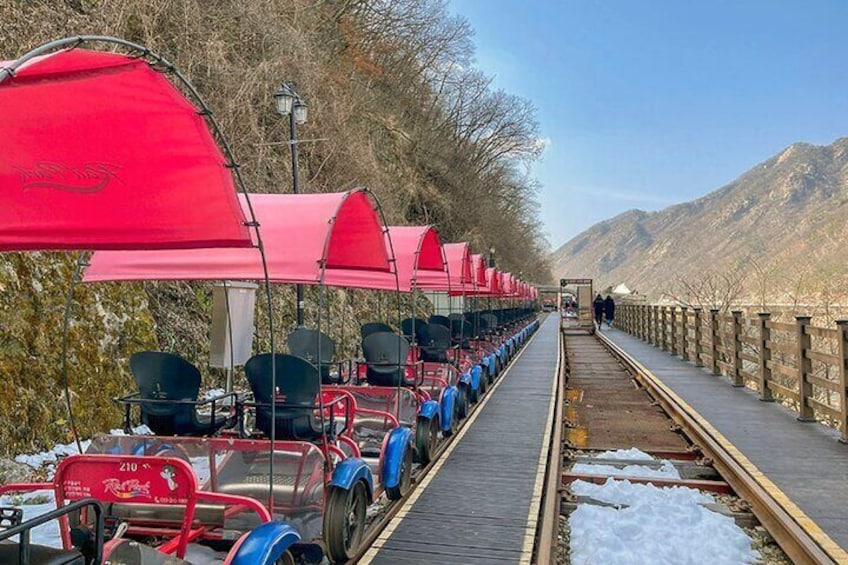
[666,306,677,357]
[710,309,720,375]
[662,307,669,351]
[693,308,702,367]
[836,320,848,443]
[758,312,774,401]
[682,307,690,362]
[732,310,743,387]
[796,316,814,421]
[652,305,659,347]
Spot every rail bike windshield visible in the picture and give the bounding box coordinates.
[86,435,325,542]
[326,387,418,456]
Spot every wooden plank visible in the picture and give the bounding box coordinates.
[561,472,732,493]
[739,335,759,346]
[766,320,796,333]
[806,396,840,419]
[766,380,800,400]
[740,351,759,365]
[766,340,796,355]
[740,369,758,382]
[766,360,799,380]
[807,349,840,365]
[807,325,838,339]
[808,374,841,393]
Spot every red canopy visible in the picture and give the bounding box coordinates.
[470,254,488,290]
[84,190,392,285]
[486,268,503,297]
[334,225,448,292]
[0,48,252,251]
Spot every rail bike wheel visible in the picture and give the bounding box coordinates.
[324,481,368,563]
[456,385,468,419]
[386,442,413,501]
[415,415,439,465]
[276,550,296,565]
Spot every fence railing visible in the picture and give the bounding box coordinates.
[617,304,848,442]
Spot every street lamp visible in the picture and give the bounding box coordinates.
[488,247,496,268]
[275,81,308,326]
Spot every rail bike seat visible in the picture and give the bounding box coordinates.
[287,328,336,384]
[245,353,330,442]
[401,317,428,344]
[419,323,451,363]
[0,542,84,565]
[428,315,450,329]
[361,332,411,387]
[481,313,499,333]
[128,351,229,437]
[449,314,472,348]
[360,322,394,340]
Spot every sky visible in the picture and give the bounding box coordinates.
[448,0,848,249]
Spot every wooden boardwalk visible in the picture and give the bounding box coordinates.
[604,327,848,557]
[361,314,559,564]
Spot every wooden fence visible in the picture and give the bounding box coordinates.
[617,304,848,442]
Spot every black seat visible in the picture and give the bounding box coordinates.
[401,317,428,344]
[287,328,336,384]
[362,332,410,387]
[428,315,450,329]
[244,353,329,442]
[129,351,228,437]
[482,313,499,333]
[361,322,394,340]
[419,323,451,363]
[449,314,472,348]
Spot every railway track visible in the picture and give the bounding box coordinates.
[534,329,830,564]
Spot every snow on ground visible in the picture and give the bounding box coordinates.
[13,425,152,478]
[572,448,681,480]
[569,450,760,565]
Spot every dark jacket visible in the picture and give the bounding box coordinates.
[593,295,604,315]
[603,296,616,319]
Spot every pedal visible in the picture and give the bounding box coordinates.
[0,506,23,529]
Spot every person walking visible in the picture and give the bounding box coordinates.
[604,295,616,328]
[593,293,604,329]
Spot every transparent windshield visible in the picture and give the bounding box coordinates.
[87,435,325,542]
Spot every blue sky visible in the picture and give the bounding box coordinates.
[449,0,848,249]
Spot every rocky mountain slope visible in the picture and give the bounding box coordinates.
[552,137,848,301]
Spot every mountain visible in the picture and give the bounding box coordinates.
[551,137,848,300]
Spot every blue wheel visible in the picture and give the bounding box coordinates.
[386,442,412,501]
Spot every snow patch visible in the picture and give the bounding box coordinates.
[570,478,759,564]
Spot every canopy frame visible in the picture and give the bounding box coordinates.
[3,36,279,509]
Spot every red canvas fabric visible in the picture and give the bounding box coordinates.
[84,190,391,285]
[331,225,448,292]
[0,48,251,250]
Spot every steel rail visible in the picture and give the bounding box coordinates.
[347,319,540,564]
[532,323,564,564]
[597,331,838,565]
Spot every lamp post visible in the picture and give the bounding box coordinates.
[275,82,309,326]
[488,247,496,268]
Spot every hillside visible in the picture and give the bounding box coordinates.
[0,0,550,455]
[552,137,848,302]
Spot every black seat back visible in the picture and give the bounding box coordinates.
[287,328,336,383]
[449,314,472,347]
[244,353,323,441]
[129,351,202,436]
[428,315,450,329]
[361,322,394,340]
[401,317,428,344]
[420,323,451,362]
[482,313,499,332]
[361,332,410,387]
